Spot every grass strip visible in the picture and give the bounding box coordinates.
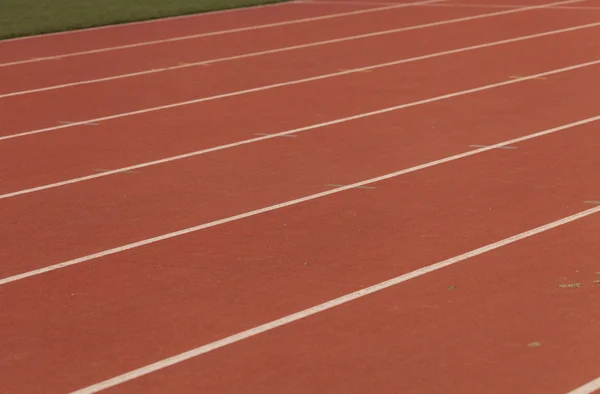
[0,0,289,40]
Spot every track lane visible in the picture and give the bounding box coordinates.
[1,23,599,195]
[424,0,600,7]
[101,213,600,394]
[2,58,600,278]
[5,2,537,99]
[337,0,595,4]
[0,0,457,93]
[5,0,593,99]
[4,0,598,391]
[0,1,383,64]
[2,7,598,127]
[1,120,599,393]
[453,0,598,5]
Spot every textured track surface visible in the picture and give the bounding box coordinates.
[1,1,599,393]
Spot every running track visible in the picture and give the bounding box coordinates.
[1,0,599,392]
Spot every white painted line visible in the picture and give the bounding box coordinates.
[69,203,600,393]
[469,144,517,149]
[302,0,600,9]
[0,1,296,43]
[584,200,600,205]
[423,2,600,10]
[255,133,298,137]
[0,0,443,68]
[509,75,547,80]
[1,19,598,144]
[93,168,140,174]
[567,377,600,394]
[2,114,600,286]
[58,121,99,126]
[325,183,376,189]
[2,56,600,201]
[0,0,587,98]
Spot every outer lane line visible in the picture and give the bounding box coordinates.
[569,377,600,394]
[1,17,597,144]
[424,2,600,10]
[0,0,586,98]
[68,203,600,393]
[2,43,600,200]
[2,113,600,286]
[300,0,600,9]
[0,0,443,68]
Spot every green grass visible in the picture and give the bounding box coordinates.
[0,0,288,40]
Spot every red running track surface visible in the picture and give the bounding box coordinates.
[1,0,599,393]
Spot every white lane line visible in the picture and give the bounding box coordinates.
[0,0,586,98]
[301,0,600,9]
[255,133,298,137]
[424,2,600,10]
[69,203,600,394]
[0,0,443,68]
[93,168,140,174]
[0,1,296,43]
[469,144,517,149]
[2,54,600,201]
[58,121,99,126]
[325,183,377,189]
[568,377,600,394]
[1,19,597,144]
[2,114,600,286]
